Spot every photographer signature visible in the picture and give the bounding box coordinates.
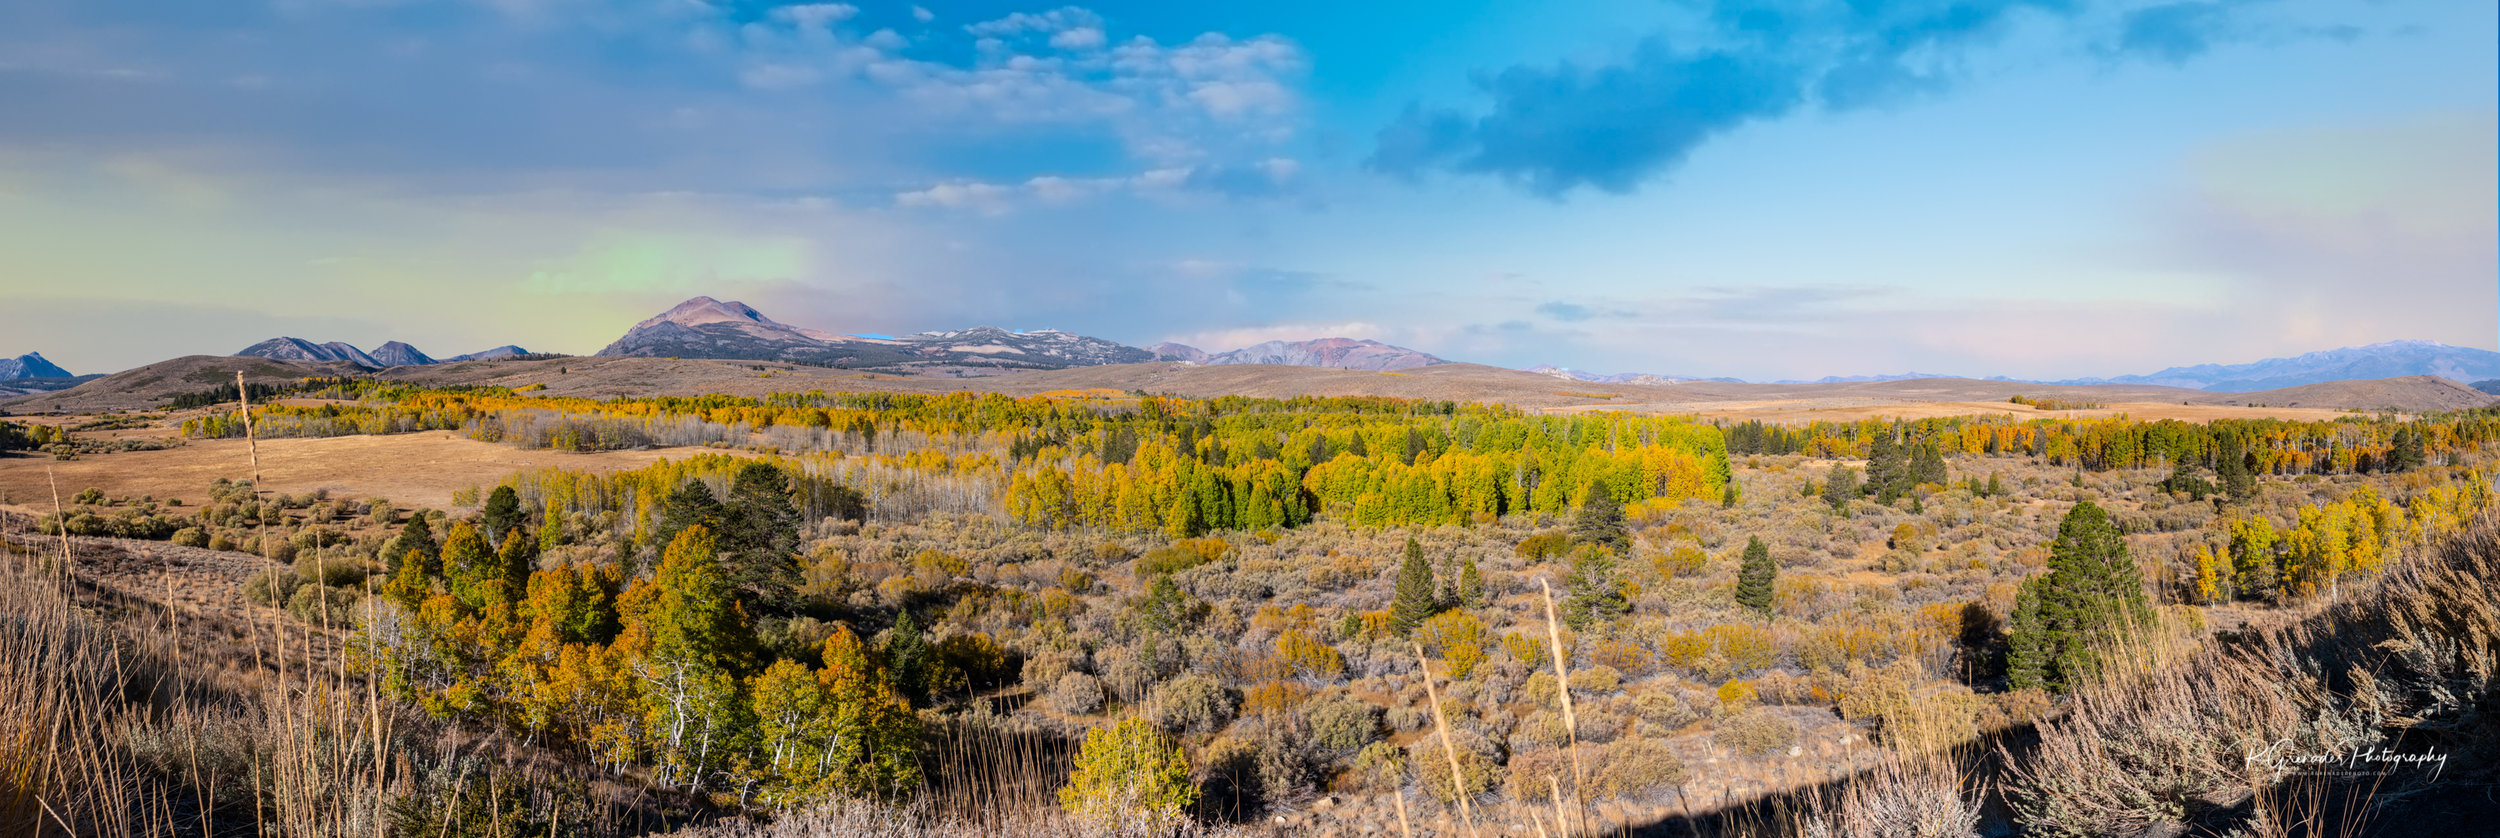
[2241,738,2449,781]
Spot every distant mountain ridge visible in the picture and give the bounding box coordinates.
[1151,338,1447,371]
[0,352,72,380]
[1529,340,2500,393]
[2057,340,2500,392]
[236,338,531,368]
[594,297,1151,372]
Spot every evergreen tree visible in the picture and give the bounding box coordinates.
[649,480,726,565]
[389,514,438,573]
[1909,439,1948,488]
[1985,472,2004,498]
[1721,483,1738,509]
[2004,577,2050,690]
[626,524,756,790]
[721,463,803,612]
[1389,536,1439,636]
[480,485,524,546]
[1734,535,1777,619]
[1824,465,1860,515]
[2216,432,2256,502]
[1560,545,1628,630]
[1571,486,1630,553]
[886,609,932,706]
[440,522,499,611]
[1867,431,1907,503]
[494,525,538,605]
[1455,556,1487,609]
[2391,428,2427,472]
[2005,501,2153,694]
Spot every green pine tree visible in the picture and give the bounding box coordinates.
[1455,556,1487,609]
[721,462,803,614]
[1571,486,1630,553]
[887,609,932,706]
[1390,536,1439,636]
[1824,465,1860,515]
[1734,535,1777,619]
[2216,432,2256,502]
[479,485,524,546]
[1560,545,1628,630]
[2005,500,2153,694]
[1867,431,1907,503]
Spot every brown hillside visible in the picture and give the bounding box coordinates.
[0,355,367,413]
[2208,374,2497,412]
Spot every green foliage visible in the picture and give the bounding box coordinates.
[1514,531,1571,560]
[2006,501,2153,694]
[885,610,931,706]
[1389,536,1439,637]
[1560,545,1629,630]
[1824,464,1860,514]
[629,525,759,790]
[1454,555,1487,608]
[1571,486,1630,552]
[480,485,524,543]
[746,628,922,801]
[1060,717,1196,824]
[1735,535,1777,618]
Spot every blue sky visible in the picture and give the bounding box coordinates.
[0,0,2491,379]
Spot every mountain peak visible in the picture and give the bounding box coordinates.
[1154,337,1446,371]
[635,297,782,332]
[597,297,1150,370]
[0,351,73,380]
[369,341,437,366]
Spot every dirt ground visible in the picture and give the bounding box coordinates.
[0,433,692,513]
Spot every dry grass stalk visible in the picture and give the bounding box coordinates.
[1393,785,1413,838]
[1413,641,1481,838]
[1537,578,1585,835]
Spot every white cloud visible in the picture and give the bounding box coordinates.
[911,6,934,23]
[893,158,1300,214]
[730,6,1305,163]
[1050,26,1106,51]
[894,180,1017,214]
[771,3,859,30]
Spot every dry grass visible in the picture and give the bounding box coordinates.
[2004,512,2500,837]
[0,433,687,511]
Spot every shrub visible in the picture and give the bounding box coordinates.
[171,527,209,548]
[1593,738,1687,799]
[1515,531,1572,560]
[1415,610,1489,679]
[1407,735,1500,804]
[1504,746,1577,803]
[287,584,364,625]
[1306,695,1383,753]
[1632,689,1699,730]
[1345,742,1406,792]
[1567,664,1622,695]
[1148,674,1235,735]
[1060,717,1195,828]
[1714,709,1796,756]
[243,568,303,607]
[1717,678,1759,712]
[294,552,369,588]
[1045,672,1106,715]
